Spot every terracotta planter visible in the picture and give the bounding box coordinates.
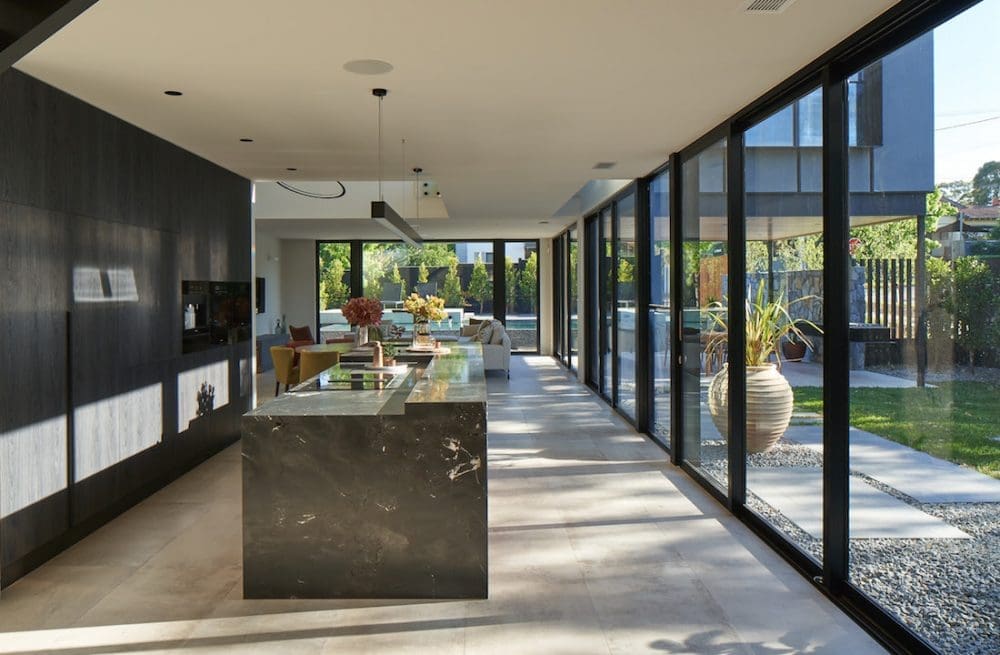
[707,363,794,454]
[782,340,807,362]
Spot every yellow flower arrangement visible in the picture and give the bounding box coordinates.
[403,293,447,321]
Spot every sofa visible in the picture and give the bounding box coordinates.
[459,319,511,378]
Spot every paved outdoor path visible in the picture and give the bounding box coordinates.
[785,425,1000,503]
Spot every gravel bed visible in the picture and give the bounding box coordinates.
[688,439,999,655]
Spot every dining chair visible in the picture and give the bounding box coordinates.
[270,346,300,395]
[299,350,341,382]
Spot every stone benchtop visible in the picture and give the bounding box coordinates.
[246,342,486,418]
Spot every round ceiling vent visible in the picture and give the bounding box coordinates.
[343,59,394,75]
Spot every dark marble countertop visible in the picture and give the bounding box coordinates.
[246,342,486,417]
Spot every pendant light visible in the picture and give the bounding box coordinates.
[370,88,422,247]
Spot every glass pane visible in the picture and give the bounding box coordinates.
[504,241,538,352]
[569,228,579,371]
[847,5,1000,653]
[681,139,729,491]
[745,104,794,147]
[616,194,637,420]
[317,242,352,341]
[650,171,671,445]
[361,242,492,339]
[744,88,824,565]
[601,208,614,399]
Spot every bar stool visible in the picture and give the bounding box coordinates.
[270,346,300,395]
[299,350,341,382]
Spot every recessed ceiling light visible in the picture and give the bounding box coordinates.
[240,138,253,143]
[539,220,550,224]
[593,161,617,170]
[343,59,394,75]
[286,167,297,171]
[163,90,183,96]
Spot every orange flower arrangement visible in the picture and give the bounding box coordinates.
[341,297,383,326]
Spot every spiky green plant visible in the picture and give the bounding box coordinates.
[705,285,822,367]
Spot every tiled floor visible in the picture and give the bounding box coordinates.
[0,357,886,654]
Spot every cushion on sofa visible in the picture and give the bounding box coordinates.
[489,319,506,345]
[476,321,494,343]
[460,324,480,337]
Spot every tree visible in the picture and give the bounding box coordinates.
[406,242,455,267]
[468,254,492,313]
[320,258,348,309]
[518,252,538,313]
[418,262,429,284]
[972,160,1000,206]
[504,257,519,311]
[953,256,996,370]
[441,256,464,307]
[318,242,351,308]
[939,179,973,206]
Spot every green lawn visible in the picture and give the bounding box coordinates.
[792,382,1000,479]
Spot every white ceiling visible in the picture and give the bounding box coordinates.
[15,0,899,239]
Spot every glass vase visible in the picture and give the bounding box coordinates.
[355,324,369,348]
[413,319,433,347]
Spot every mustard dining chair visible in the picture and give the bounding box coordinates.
[270,346,300,395]
[299,350,340,382]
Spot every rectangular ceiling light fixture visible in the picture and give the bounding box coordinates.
[372,200,423,248]
[743,0,797,13]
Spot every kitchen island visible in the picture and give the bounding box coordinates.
[242,343,487,599]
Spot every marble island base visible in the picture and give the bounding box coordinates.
[242,344,487,599]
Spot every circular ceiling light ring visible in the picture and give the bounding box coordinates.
[276,181,346,199]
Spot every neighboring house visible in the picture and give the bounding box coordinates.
[933,200,1000,259]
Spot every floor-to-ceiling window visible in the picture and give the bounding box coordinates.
[361,241,492,339]
[742,88,825,563]
[316,241,352,340]
[504,241,539,352]
[844,5,999,651]
[681,138,728,491]
[616,194,637,419]
[649,169,671,445]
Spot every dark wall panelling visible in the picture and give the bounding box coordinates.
[0,68,251,586]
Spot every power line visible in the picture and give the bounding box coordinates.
[936,115,1000,131]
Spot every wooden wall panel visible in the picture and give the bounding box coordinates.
[0,68,251,585]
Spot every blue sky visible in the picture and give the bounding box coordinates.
[933,0,1000,184]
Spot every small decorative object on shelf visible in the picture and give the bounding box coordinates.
[403,293,446,347]
[382,341,398,366]
[341,297,383,348]
[372,341,384,368]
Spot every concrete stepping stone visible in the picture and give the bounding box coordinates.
[785,425,1000,503]
[747,468,969,539]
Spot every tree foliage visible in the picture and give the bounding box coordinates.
[939,179,973,206]
[518,252,538,313]
[441,257,464,307]
[468,255,492,313]
[972,160,1000,206]
[953,257,998,368]
[318,242,351,309]
[504,257,518,309]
